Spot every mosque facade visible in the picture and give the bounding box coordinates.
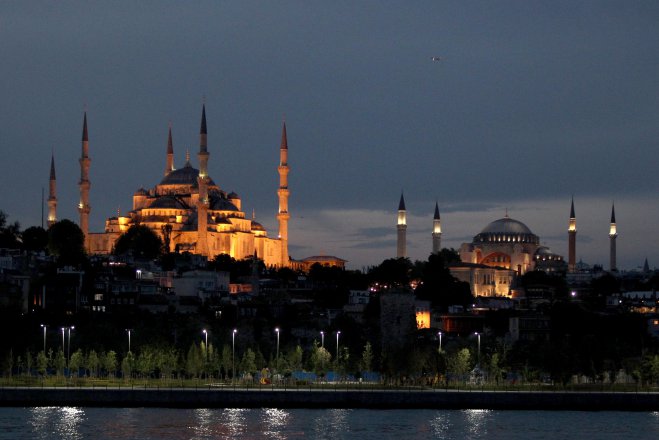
[50,106,291,268]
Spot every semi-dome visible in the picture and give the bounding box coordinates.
[159,163,216,187]
[474,216,539,244]
[149,195,189,210]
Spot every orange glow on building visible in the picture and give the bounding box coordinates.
[416,310,430,329]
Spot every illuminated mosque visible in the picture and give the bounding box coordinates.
[48,106,291,267]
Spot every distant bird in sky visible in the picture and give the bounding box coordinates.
[431,56,442,62]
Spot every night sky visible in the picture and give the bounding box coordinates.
[1,1,658,270]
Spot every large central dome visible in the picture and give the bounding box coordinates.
[159,162,216,187]
[474,216,539,244]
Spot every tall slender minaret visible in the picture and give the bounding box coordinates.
[47,153,57,228]
[196,104,209,256]
[277,122,290,267]
[568,197,576,272]
[165,124,174,176]
[397,193,407,258]
[432,202,441,254]
[609,203,617,272]
[78,112,91,247]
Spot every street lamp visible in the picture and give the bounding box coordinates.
[335,331,341,361]
[475,332,481,366]
[437,331,443,353]
[40,324,47,353]
[126,329,132,353]
[320,331,325,348]
[202,329,208,361]
[67,326,75,367]
[275,327,280,373]
[232,329,237,384]
[61,327,65,353]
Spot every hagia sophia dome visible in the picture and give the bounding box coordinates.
[473,217,540,245]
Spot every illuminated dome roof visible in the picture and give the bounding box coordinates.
[474,217,539,244]
[149,196,189,209]
[251,221,265,231]
[159,163,216,187]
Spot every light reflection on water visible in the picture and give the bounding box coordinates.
[2,408,658,439]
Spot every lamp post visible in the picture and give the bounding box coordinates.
[475,332,481,366]
[40,324,47,353]
[320,331,325,348]
[275,327,280,373]
[66,326,74,367]
[438,331,443,353]
[126,329,132,353]
[232,329,237,384]
[202,329,208,361]
[335,331,341,361]
[61,327,65,353]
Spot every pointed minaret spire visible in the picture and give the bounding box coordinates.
[432,201,442,254]
[397,192,407,258]
[78,111,91,248]
[277,121,290,267]
[643,258,650,273]
[198,103,209,178]
[568,196,576,272]
[196,103,210,256]
[609,202,618,272]
[47,153,57,227]
[165,124,175,176]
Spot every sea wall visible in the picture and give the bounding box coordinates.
[1,388,658,410]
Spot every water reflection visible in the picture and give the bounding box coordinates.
[262,408,290,439]
[312,408,350,439]
[463,409,492,439]
[430,412,452,438]
[224,408,247,437]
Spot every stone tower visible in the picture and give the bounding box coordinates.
[432,202,441,255]
[196,104,209,256]
[568,197,576,272]
[78,112,91,247]
[609,203,617,272]
[165,124,174,176]
[277,122,290,267]
[47,153,57,228]
[397,193,407,258]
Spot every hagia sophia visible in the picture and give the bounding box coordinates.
[47,106,291,268]
[396,194,618,297]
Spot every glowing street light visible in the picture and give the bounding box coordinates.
[67,326,75,367]
[475,332,481,366]
[126,329,133,353]
[275,327,280,373]
[40,324,47,353]
[437,331,443,353]
[232,329,237,384]
[336,331,341,361]
[202,329,208,361]
[320,331,325,348]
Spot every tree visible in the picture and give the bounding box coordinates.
[186,343,203,378]
[122,352,135,379]
[36,351,48,376]
[103,351,118,378]
[368,258,413,289]
[360,342,374,373]
[48,219,86,266]
[0,211,21,249]
[447,348,471,384]
[69,349,84,377]
[310,342,331,378]
[114,225,163,260]
[53,349,66,376]
[22,226,48,253]
[87,350,100,378]
[221,345,232,379]
[287,345,303,371]
[240,348,257,378]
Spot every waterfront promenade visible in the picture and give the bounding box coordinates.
[1,386,658,411]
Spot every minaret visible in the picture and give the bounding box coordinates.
[397,193,407,258]
[78,112,91,247]
[568,197,576,272]
[609,203,617,272]
[277,122,290,267]
[47,153,57,227]
[196,104,209,256]
[432,202,441,254]
[165,124,174,176]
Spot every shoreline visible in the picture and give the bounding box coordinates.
[1,387,658,411]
